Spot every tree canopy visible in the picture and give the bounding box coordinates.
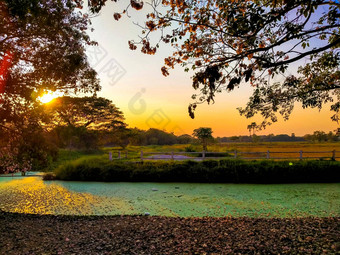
[90,0,339,128]
[0,0,100,170]
[0,0,99,129]
[192,127,214,151]
[45,96,126,131]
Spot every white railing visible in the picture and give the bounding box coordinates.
[108,150,338,161]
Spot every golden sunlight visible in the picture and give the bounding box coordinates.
[38,92,57,104]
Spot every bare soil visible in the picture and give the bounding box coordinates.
[0,211,339,254]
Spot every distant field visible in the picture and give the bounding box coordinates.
[104,142,340,161]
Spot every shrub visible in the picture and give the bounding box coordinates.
[42,172,57,181]
[184,145,196,152]
[54,158,340,184]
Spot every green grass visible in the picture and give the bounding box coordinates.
[44,149,105,172]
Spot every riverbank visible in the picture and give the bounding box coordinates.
[0,211,338,254]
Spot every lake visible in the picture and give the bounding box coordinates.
[0,175,339,217]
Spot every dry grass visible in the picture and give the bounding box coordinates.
[107,142,340,160]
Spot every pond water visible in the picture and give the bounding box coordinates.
[0,175,339,217]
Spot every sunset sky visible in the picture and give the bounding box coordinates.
[84,1,338,137]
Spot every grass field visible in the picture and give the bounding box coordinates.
[102,142,340,161]
[45,142,340,172]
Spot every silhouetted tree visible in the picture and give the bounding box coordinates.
[0,0,99,169]
[193,127,214,151]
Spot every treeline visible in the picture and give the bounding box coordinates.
[217,134,304,143]
[217,131,339,143]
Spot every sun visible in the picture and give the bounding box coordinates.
[38,92,57,104]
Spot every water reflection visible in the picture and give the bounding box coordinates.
[0,177,135,215]
[0,176,339,217]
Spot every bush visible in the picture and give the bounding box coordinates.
[42,172,57,181]
[184,145,196,152]
[54,158,340,184]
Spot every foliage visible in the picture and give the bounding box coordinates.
[177,134,194,144]
[42,172,57,181]
[0,0,99,171]
[89,0,340,127]
[145,128,178,145]
[192,127,214,151]
[0,0,99,121]
[43,148,105,172]
[55,157,340,183]
[304,130,339,142]
[0,119,58,172]
[43,96,127,150]
[247,122,257,136]
[239,52,340,128]
[184,145,196,152]
[44,96,126,131]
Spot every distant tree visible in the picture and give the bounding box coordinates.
[326,131,337,142]
[247,122,257,136]
[45,96,126,149]
[251,134,261,143]
[192,127,214,151]
[229,136,240,142]
[303,134,314,142]
[267,133,274,143]
[274,134,292,142]
[313,131,328,142]
[128,128,147,146]
[45,96,126,131]
[177,134,193,144]
[145,128,178,145]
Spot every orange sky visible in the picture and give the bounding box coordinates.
[84,1,338,137]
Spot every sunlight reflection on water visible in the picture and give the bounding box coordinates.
[0,176,339,217]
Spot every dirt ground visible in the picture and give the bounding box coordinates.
[0,211,339,254]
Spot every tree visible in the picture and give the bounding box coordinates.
[45,96,126,130]
[192,127,213,151]
[44,96,127,149]
[145,128,178,145]
[177,134,194,144]
[267,133,274,143]
[229,136,240,142]
[0,0,99,169]
[326,131,337,142]
[247,122,257,136]
[90,0,339,127]
[312,130,327,142]
[0,0,99,119]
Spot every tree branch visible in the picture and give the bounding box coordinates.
[263,38,340,68]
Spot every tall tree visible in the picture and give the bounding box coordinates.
[247,122,257,136]
[0,0,99,168]
[0,0,99,115]
[45,96,126,131]
[45,96,127,149]
[89,0,339,127]
[192,127,213,151]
